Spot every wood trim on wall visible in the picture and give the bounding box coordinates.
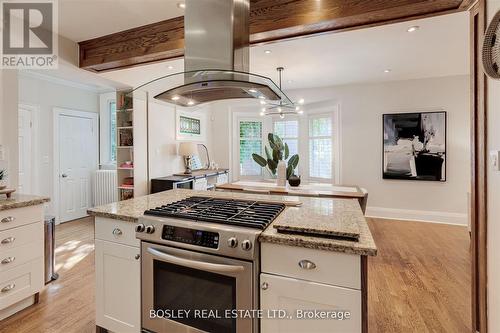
[470,0,488,332]
[79,0,466,72]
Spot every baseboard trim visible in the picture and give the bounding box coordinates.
[365,206,468,226]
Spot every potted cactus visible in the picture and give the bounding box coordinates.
[252,133,299,179]
[0,169,7,190]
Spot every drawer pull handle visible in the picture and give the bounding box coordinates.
[261,282,269,290]
[112,228,123,236]
[298,259,316,270]
[1,237,15,245]
[1,283,15,293]
[135,254,141,260]
[1,257,15,264]
[1,216,15,223]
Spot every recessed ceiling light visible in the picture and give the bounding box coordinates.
[407,25,419,33]
[295,106,300,111]
[167,65,174,70]
[277,107,282,112]
[177,2,185,9]
[187,100,195,106]
[298,98,305,105]
[260,111,265,116]
[384,69,392,73]
[264,50,272,54]
[172,96,180,101]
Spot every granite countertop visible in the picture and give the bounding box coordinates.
[0,194,50,211]
[87,189,377,256]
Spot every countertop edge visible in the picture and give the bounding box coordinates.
[259,234,377,256]
[0,196,50,211]
[87,210,139,223]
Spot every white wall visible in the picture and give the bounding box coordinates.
[99,92,116,166]
[17,72,99,215]
[486,2,500,331]
[148,101,212,180]
[211,76,470,224]
[0,70,19,188]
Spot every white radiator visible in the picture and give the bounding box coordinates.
[93,170,118,206]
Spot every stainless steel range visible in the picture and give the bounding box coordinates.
[136,196,285,333]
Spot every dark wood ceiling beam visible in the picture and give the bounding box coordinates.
[79,0,465,72]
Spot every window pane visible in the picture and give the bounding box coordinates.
[309,117,332,137]
[309,138,332,179]
[274,120,298,138]
[240,121,262,138]
[240,139,262,176]
[110,101,117,162]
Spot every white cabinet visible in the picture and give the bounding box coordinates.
[0,204,44,321]
[260,243,364,333]
[260,274,361,333]
[95,218,140,333]
[193,177,208,191]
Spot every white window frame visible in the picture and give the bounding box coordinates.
[233,115,268,180]
[303,106,341,184]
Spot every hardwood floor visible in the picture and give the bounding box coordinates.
[0,217,96,333]
[367,218,471,333]
[0,217,470,333]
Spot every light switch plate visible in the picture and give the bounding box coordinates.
[490,150,500,171]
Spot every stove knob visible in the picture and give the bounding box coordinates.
[135,224,146,233]
[241,240,252,251]
[145,225,155,234]
[227,237,238,248]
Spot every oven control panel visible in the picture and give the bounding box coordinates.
[161,225,219,249]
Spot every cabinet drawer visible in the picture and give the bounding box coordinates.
[0,241,43,273]
[0,205,43,232]
[0,259,44,310]
[95,217,139,248]
[261,243,360,290]
[0,222,43,251]
[260,273,361,333]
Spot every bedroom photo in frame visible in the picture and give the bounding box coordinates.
[383,111,446,181]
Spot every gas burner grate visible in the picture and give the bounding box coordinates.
[144,196,285,229]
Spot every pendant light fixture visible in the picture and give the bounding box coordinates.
[260,67,304,117]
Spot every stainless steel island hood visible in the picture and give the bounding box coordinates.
[133,0,292,107]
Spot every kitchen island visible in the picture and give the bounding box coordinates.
[0,194,50,320]
[88,189,376,333]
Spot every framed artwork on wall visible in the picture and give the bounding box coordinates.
[175,109,206,141]
[383,111,446,181]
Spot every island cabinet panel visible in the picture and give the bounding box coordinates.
[95,239,140,333]
[261,243,361,290]
[260,273,361,333]
[95,216,141,333]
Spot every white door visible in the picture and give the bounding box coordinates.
[260,273,361,333]
[18,105,33,194]
[57,110,98,222]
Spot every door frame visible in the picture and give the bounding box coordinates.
[18,103,40,195]
[53,107,99,224]
[469,0,488,332]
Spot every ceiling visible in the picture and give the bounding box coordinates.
[98,11,469,91]
[58,0,184,42]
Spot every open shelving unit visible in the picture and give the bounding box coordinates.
[116,91,135,201]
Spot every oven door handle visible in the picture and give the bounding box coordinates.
[147,247,245,273]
